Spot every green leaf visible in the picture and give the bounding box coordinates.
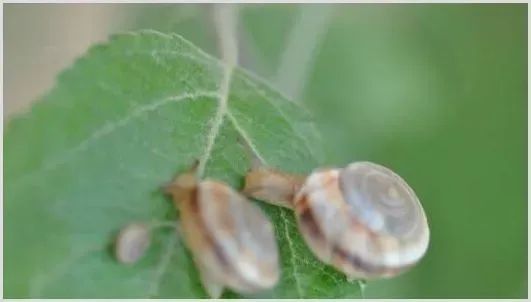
[4,30,362,298]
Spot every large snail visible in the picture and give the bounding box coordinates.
[163,161,281,298]
[242,159,430,281]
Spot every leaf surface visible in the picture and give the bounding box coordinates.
[4,31,361,298]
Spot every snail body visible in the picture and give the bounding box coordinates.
[243,161,430,281]
[165,162,280,298]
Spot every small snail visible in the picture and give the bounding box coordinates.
[164,161,280,298]
[114,222,152,265]
[114,221,178,265]
[242,159,430,281]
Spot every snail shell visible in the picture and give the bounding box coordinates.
[114,222,151,264]
[165,169,280,298]
[293,161,430,280]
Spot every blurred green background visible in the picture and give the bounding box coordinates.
[5,3,527,298]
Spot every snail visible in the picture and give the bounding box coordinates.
[163,161,280,298]
[242,157,430,282]
[114,220,177,265]
[114,222,152,265]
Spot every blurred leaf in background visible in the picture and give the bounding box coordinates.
[4,3,527,299]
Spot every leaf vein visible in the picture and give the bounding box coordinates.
[227,111,304,298]
[196,4,237,177]
[196,60,235,176]
[226,110,266,164]
[8,91,219,192]
[235,73,317,160]
[148,234,178,298]
[280,208,304,297]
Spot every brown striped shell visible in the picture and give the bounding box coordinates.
[165,171,280,298]
[293,161,430,280]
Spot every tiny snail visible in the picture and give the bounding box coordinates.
[242,159,430,282]
[164,161,280,299]
[114,222,152,265]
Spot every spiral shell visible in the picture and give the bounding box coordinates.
[165,169,280,298]
[293,161,430,280]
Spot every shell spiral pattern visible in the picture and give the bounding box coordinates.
[339,162,425,239]
[293,161,430,280]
